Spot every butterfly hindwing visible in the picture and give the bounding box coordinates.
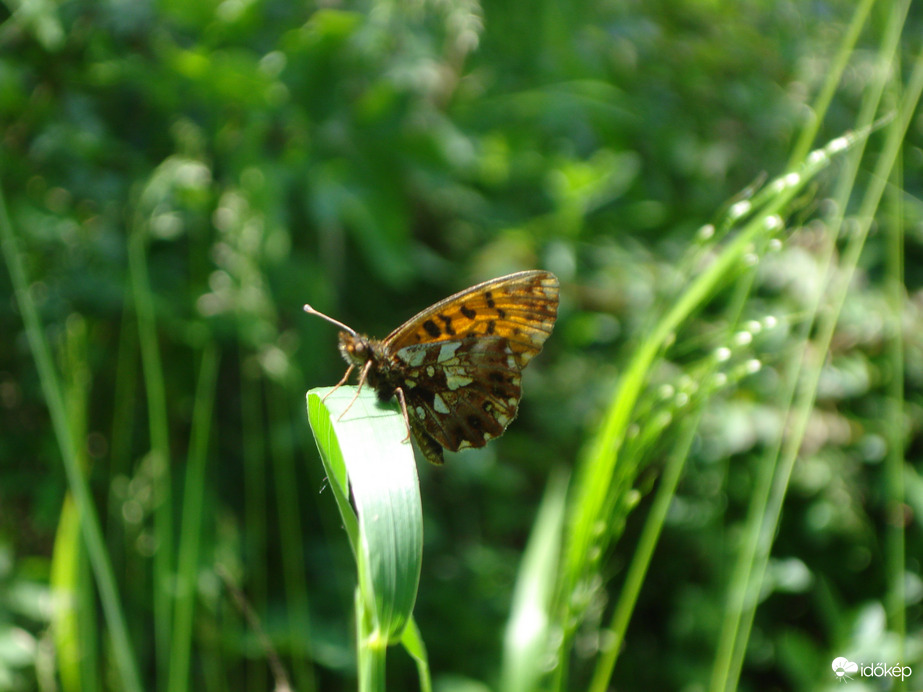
[394,336,523,453]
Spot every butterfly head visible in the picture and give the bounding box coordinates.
[303,303,377,369]
[338,331,374,367]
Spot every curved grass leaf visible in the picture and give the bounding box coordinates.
[307,385,423,643]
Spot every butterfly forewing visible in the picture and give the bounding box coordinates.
[384,270,559,363]
[386,270,559,462]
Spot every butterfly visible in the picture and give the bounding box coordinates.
[304,270,559,464]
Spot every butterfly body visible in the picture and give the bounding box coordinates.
[310,270,559,464]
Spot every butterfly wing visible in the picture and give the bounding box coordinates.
[384,270,559,463]
[394,336,526,458]
[384,270,559,368]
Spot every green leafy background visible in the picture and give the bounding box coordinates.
[0,0,921,690]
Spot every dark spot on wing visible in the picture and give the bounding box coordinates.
[414,387,435,408]
[460,305,477,319]
[467,414,483,430]
[486,320,495,334]
[488,371,505,382]
[496,307,506,319]
[485,291,495,309]
[422,319,441,338]
[437,313,456,335]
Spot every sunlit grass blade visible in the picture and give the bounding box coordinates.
[307,385,424,691]
[785,0,875,166]
[713,10,922,689]
[588,411,701,692]
[50,495,85,692]
[501,469,568,692]
[712,5,913,687]
[552,124,876,690]
[52,315,97,692]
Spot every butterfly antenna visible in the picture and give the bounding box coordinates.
[303,303,357,335]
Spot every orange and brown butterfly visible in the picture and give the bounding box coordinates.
[304,270,560,464]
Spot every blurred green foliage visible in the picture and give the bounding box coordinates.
[1,0,921,690]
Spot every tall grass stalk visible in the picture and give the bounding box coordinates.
[239,358,269,692]
[553,126,863,690]
[53,316,99,692]
[107,304,139,590]
[884,100,907,664]
[268,385,316,692]
[127,222,174,681]
[712,4,918,689]
[0,184,143,692]
[785,0,875,168]
[881,0,910,662]
[168,344,219,692]
[50,495,95,692]
[587,408,702,692]
[501,469,569,692]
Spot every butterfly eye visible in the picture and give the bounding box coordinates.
[340,334,372,364]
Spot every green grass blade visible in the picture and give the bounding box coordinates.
[307,385,423,682]
[168,343,219,692]
[588,411,700,692]
[712,6,917,688]
[556,129,866,672]
[0,184,143,692]
[50,495,83,692]
[356,587,386,692]
[268,385,317,692]
[127,226,174,678]
[501,469,568,692]
[53,315,97,692]
[239,358,269,692]
[786,0,875,166]
[884,96,907,662]
[401,617,432,692]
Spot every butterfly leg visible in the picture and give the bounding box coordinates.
[322,364,355,402]
[393,387,412,443]
[337,360,373,421]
